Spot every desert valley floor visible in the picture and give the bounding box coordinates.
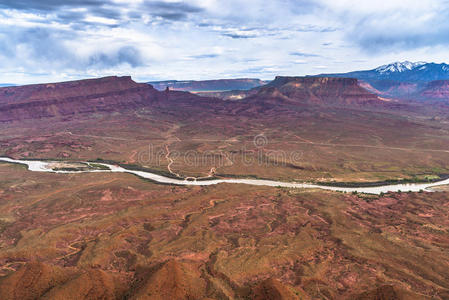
[0,76,448,299]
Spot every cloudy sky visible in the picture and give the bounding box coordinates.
[0,0,449,84]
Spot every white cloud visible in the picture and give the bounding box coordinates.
[0,0,448,83]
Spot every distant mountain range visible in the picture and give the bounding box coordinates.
[320,61,449,82]
[181,62,449,103]
[148,78,267,92]
[3,61,449,103]
[319,61,449,100]
[147,62,449,101]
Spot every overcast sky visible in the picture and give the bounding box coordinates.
[0,0,449,84]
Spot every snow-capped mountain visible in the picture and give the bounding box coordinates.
[319,61,449,82]
[317,61,449,100]
[374,61,427,74]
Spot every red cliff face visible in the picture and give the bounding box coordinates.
[250,77,387,107]
[419,80,449,100]
[0,75,398,123]
[0,76,160,122]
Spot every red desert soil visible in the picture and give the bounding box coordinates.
[1,76,449,182]
[352,284,426,300]
[0,162,448,298]
[129,260,208,300]
[0,262,127,300]
[252,278,302,300]
[1,76,449,299]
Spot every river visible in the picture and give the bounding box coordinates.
[1,157,448,194]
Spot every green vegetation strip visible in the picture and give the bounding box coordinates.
[317,174,449,188]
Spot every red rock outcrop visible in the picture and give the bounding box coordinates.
[0,75,401,124]
[360,80,422,98]
[0,262,77,300]
[42,269,127,300]
[0,76,161,122]
[0,262,127,300]
[129,260,208,300]
[253,278,302,300]
[247,77,389,107]
[419,80,449,101]
[352,285,426,300]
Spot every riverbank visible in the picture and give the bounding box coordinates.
[2,157,449,195]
